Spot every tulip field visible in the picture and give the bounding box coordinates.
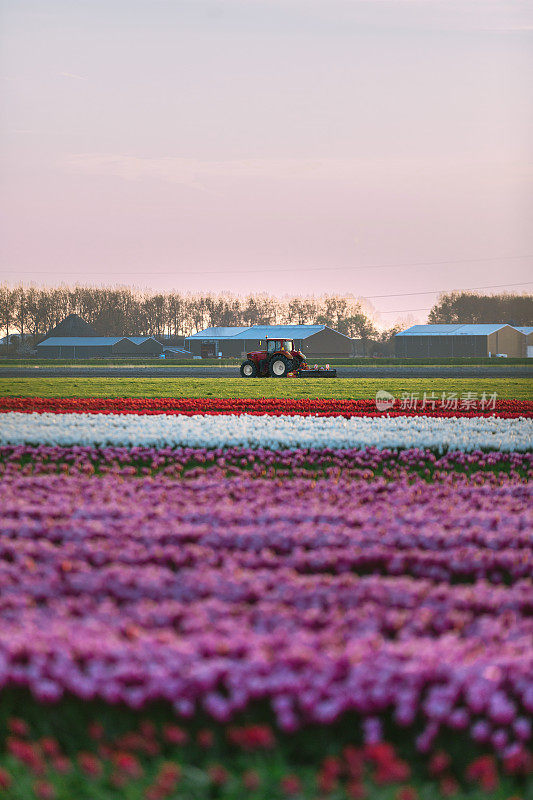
[0,388,532,799]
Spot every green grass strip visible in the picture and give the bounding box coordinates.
[0,377,531,399]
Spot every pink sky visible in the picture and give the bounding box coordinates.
[1,0,532,326]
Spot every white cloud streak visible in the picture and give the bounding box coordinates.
[59,72,87,81]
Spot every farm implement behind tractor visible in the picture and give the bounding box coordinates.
[240,337,337,378]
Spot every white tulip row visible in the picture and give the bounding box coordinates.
[1,412,532,452]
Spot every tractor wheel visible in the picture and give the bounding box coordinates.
[240,360,258,378]
[268,354,291,378]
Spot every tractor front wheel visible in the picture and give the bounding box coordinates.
[268,355,291,378]
[240,360,258,378]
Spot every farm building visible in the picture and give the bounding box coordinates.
[395,324,526,358]
[34,314,166,357]
[36,336,163,358]
[185,325,357,358]
[45,313,98,338]
[515,327,533,357]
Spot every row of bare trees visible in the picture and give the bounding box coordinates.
[0,285,389,348]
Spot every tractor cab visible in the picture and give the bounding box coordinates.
[267,338,292,355]
[240,337,308,378]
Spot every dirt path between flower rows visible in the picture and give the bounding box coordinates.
[1,366,532,379]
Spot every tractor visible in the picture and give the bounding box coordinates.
[240,338,306,378]
[240,338,336,378]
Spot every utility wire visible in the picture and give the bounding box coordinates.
[3,253,533,277]
[369,279,533,317]
[367,280,533,317]
[4,271,531,318]
[363,280,533,300]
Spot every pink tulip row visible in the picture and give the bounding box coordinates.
[0,444,531,480]
[0,471,531,762]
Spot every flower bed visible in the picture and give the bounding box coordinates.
[0,474,531,747]
[4,705,529,800]
[1,411,532,451]
[2,396,532,417]
[0,704,528,800]
[0,394,531,799]
[1,444,532,481]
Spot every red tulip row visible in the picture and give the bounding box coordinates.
[3,713,526,800]
[1,396,531,418]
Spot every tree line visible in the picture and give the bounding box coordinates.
[0,285,388,348]
[428,292,532,326]
[0,284,531,351]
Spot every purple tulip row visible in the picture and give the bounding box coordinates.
[3,473,531,582]
[0,471,531,760]
[1,444,532,481]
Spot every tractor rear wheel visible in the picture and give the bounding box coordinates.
[268,354,291,378]
[240,360,258,378]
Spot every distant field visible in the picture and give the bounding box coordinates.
[1,356,531,367]
[1,376,531,399]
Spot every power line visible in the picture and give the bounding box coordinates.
[3,272,531,318]
[364,280,533,300]
[370,279,533,318]
[366,280,533,317]
[2,253,533,277]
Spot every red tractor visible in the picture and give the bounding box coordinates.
[240,338,308,378]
